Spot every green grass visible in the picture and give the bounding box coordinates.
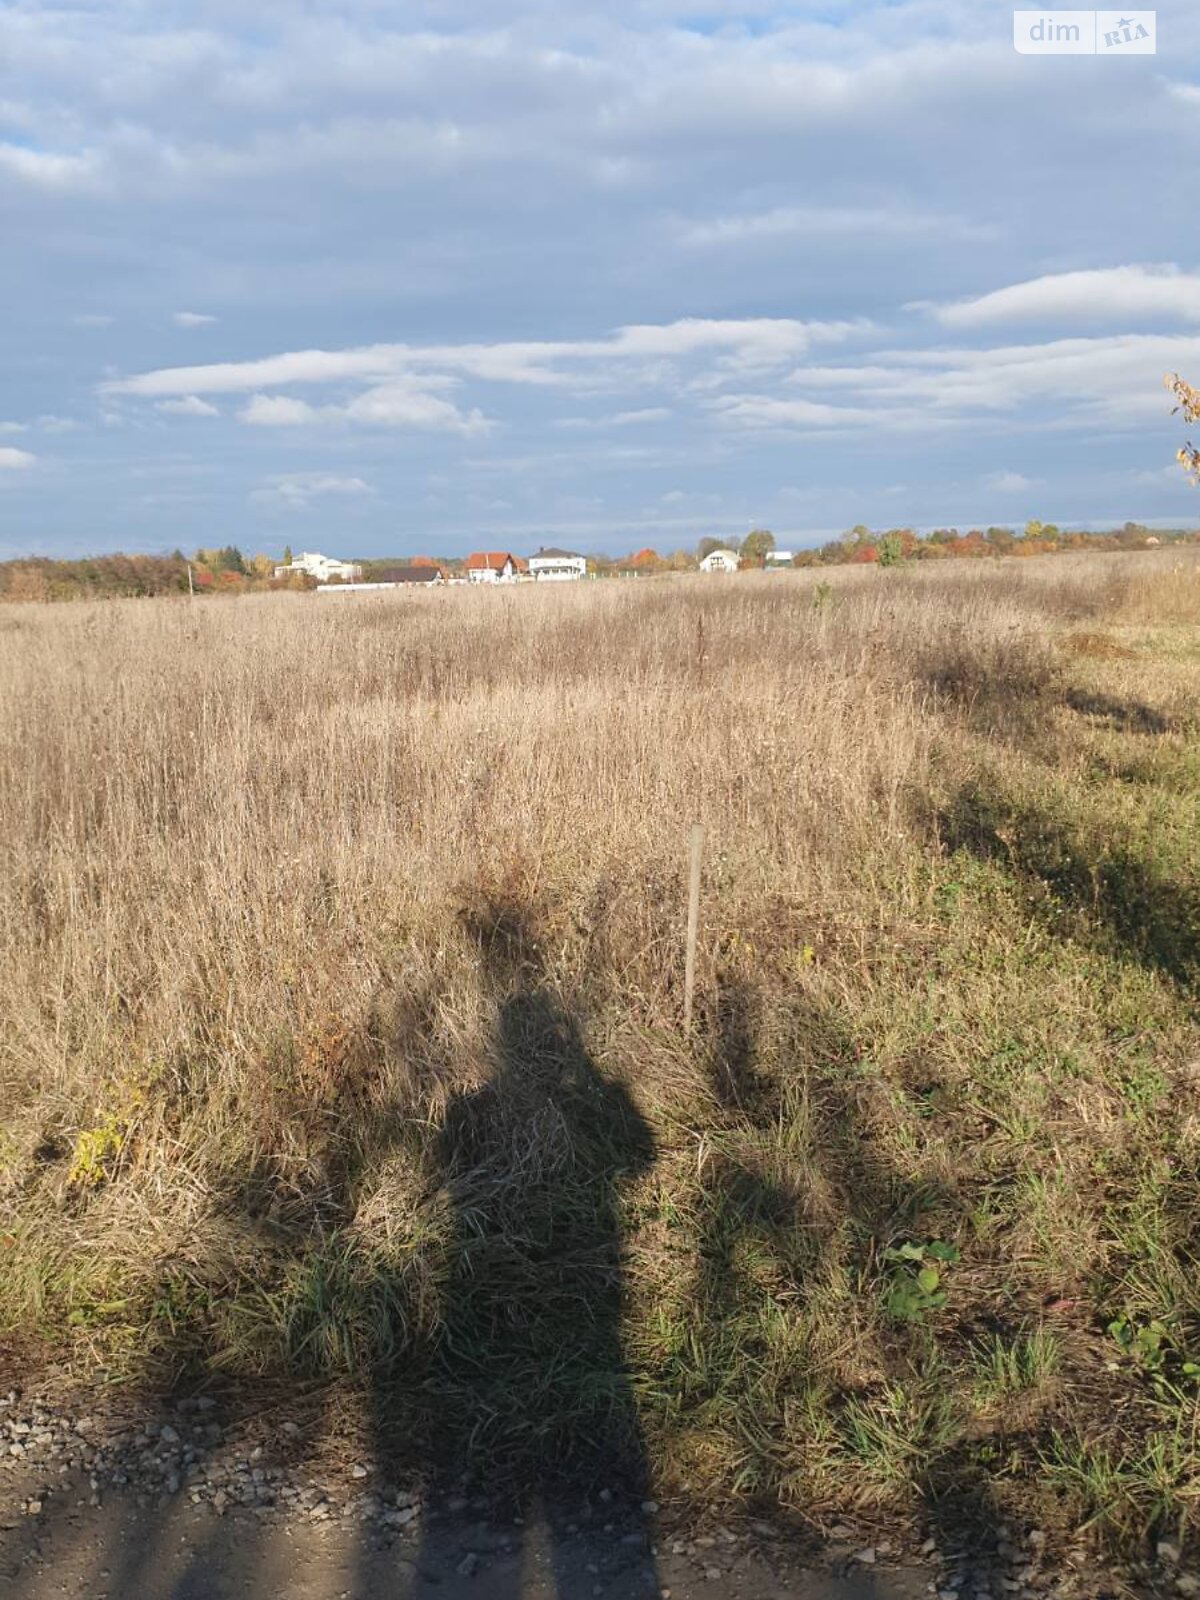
[970,1325,1062,1405]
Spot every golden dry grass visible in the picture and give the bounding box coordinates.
[2,550,1200,1542]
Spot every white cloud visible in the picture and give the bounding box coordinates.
[932,267,1200,328]
[113,315,1200,454]
[555,406,672,429]
[340,382,490,434]
[680,203,994,249]
[36,414,79,433]
[708,394,877,430]
[0,142,99,191]
[252,472,373,508]
[0,422,28,434]
[104,318,866,399]
[173,311,217,327]
[157,395,220,417]
[0,447,37,470]
[238,393,321,425]
[236,382,488,433]
[612,407,672,424]
[985,471,1037,493]
[786,332,1200,426]
[659,487,723,506]
[117,349,407,399]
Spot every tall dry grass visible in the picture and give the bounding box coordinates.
[2,551,1199,1537]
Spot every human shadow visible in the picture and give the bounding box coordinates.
[366,899,660,1596]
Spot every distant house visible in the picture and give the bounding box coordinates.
[529,547,587,581]
[466,551,520,584]
[274,550,363,584]
[700,549,739,574]
[764,550,795,569]
[372,565,444,586]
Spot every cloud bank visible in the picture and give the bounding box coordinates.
[3,2,1200,551]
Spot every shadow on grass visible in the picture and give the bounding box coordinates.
[938,781,1200,987]
[85,895,663,1599]
[363,899,661,1596]
[691,979,1024,1566]
[36,909,1075,1595]
[1064,687,1175,735]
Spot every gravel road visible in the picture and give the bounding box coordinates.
[0,1383,1176,1600]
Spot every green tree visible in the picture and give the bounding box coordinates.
[877,531,905,568]
[740,528,775,565]
[282,544,293,566]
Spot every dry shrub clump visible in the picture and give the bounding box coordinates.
[2,551,1200,1545]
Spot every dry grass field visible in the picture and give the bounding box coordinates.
[2,552,1200,1548]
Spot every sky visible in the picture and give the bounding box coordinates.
[4,0,1200,559]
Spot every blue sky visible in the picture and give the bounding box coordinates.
[4,0,1200,558]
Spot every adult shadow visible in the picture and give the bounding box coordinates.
[367,900,660,1597]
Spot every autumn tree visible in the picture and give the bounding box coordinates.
[740,528,775,565]
[1167,373,1200,479]
[629,547,663,571]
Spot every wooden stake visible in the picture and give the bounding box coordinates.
[684,824,704,1034]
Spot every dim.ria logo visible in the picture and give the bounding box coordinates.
[1013,11,1156,54]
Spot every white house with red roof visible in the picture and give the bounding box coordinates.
[465,551,525,583]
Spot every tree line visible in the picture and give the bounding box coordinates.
[2,522,1194,603]
[587,520,1196,574]
[0,546,312,602]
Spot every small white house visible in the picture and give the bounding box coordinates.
[529,548,587,582]
[465,551,524,583]
[764,550,795,569]
[274,550,363,584]
[700,549,739,574]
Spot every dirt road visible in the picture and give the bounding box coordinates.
[0,1381,1153,1600]
[1,1483,936,1600]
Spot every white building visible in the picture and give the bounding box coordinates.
[274,550,363,584]
[700,549,739,574]
[764,550,795,568]
[465,551,523,583]
[529,548,587,581]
